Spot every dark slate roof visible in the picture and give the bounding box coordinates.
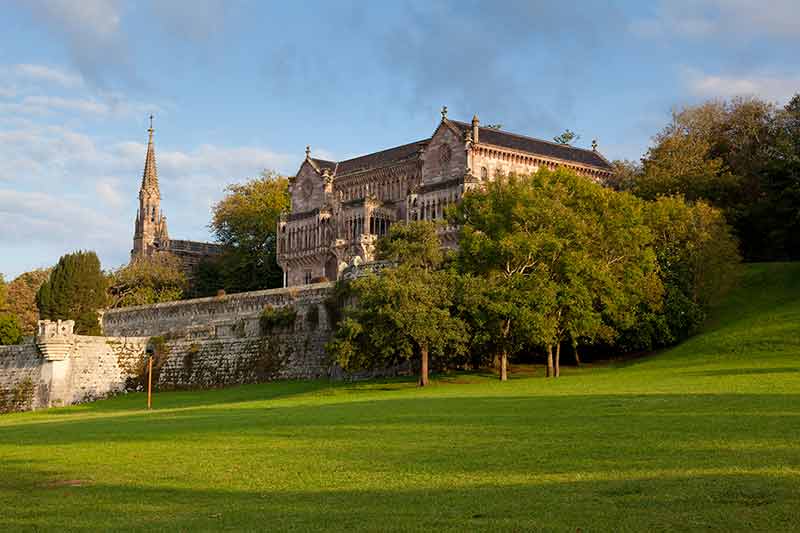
[310,158,336,173]
[449,120,612,171]
[334,139,428,176]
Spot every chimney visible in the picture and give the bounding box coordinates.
[472,114,480,144]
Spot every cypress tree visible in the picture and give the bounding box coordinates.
[36,251,108,335]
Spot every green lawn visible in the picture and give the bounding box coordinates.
[1,263,799,532]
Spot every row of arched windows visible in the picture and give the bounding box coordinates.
[339,175,409,202]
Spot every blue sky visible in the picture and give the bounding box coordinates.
[1,0,798,279]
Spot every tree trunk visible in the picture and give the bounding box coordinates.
[555,342,561,378]
[546,345,553,377]
[573,342,582,367]
[500,350,508,381]
[419,343,429,387]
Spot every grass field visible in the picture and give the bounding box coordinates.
[1,263,799,532]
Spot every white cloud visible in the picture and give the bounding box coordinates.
[0,189,125,245]
[684,68,800,103]
[95,179,124,208]
[14,64,84,89]
[631,0,800,40]
[21,95,110,115]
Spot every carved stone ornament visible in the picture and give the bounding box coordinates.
[439,144,452,165]
[300,178,314,200]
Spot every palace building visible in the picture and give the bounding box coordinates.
[277,108,613,287]
[131,117,223,269]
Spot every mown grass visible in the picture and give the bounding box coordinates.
[1,263,799,532]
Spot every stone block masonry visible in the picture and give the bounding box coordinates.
[103,282,338,389]
[0,283,342,413]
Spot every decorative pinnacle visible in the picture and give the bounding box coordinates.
[305,145,311,159]
[148,114,154,134]
[472,114,479,124]
[441,105,448,120]
[591,139,598,151]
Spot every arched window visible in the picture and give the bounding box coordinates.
[481,167,488,179]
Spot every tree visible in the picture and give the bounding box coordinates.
[36,251,107,335]
[327,221,466,386]
[453,169,661,377]
[606,159,641,192]
[636,129,739,203]
[632,96,798,261]
[618,196,741,351]
[553,129,580,145]
[209,170,290,293]
[3,269,51,336]
[0,313,23,345]
[108,254,188,308]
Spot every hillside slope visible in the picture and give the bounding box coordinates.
[0,263,798,532]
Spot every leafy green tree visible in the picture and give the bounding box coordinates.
[36,251,107,335]
[327,221,466,386]
[454,169,661,377]
[636,129,739,203]
[606,159,641,192]
[632,96,800,261]
[209,170,290,293]
[108,254,188,308]
[618,196,741,351]
[0,313,23,345]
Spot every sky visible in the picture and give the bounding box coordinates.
[1,0,798,279]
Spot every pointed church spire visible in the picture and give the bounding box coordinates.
[142,114,159,193]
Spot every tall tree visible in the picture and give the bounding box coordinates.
[208,170,290,293]
[453,169,661,377]
[3,269,51,336]
[36,251,107,335]
[327,221,466,386]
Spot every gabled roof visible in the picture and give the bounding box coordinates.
[449,120,613,171]
[298,117,612,180]
[309,158,337,173]
[330,139,428,176]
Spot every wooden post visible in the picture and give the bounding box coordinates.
[147,355,153,410]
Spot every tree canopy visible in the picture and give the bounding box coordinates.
[327,221,466,386]
[453,168,661,377]
[203,171,290,294]
[2,269,50,336]
[36,251,107,335]
[628,94,800,261]
[108,254,188,308]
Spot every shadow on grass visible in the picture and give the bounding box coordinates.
[1,464,797,532]
[685,367,800,377]
[65,378,345,413]
[2,393,799,448]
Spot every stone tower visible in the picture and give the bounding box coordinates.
[131,116,169,259]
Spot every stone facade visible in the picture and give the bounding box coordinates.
[0,320,150,413]
[277,108,614,286]
[131,116,223,269]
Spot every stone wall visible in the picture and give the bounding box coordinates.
[0,341,44,412]
[102,282,334,337]
[1,284,347,414]
[103,282,339,388]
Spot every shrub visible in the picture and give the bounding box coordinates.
[0,313,23,345]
